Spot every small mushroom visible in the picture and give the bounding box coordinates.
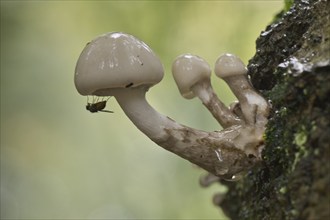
[172,54,241,128]
[74,32,257,178]
[199,173,220,187]
[214,53,269,126]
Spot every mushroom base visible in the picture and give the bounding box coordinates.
[95,87,265,178]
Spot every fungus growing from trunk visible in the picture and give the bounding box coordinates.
[74,32,269,179]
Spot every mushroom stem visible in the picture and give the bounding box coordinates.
[113,87,179,140]
[191,79,242,128]
[223,75,269,126]
[111,87,256,178]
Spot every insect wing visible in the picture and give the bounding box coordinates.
[85,98,113,113]
[94,101,107,111]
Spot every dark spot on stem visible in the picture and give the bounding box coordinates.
[125,83,134,88]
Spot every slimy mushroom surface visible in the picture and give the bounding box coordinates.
[74,32,269,179]
[75,32,164,96]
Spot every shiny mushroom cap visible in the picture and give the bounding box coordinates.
[172,54,211,99]
[214,53,247,78]
[74,32,164,96]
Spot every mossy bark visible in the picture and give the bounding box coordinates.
[218,0,330,219]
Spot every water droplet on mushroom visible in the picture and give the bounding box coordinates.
[214,148,223,162]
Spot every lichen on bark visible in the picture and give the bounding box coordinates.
[216,0,330,219]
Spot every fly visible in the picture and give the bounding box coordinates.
[86,96,114,113]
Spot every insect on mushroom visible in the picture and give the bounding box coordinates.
[86,96,114,113]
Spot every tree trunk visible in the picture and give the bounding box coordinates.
[216,0,330,219]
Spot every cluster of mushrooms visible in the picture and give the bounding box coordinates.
[74,32,269,181]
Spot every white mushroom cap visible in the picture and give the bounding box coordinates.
[172,54,211,99]
[74,32,164,96]
[214,53,247,78]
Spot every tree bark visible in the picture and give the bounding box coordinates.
[216,0,330,219]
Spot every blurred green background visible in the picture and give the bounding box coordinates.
[1,1,281,219]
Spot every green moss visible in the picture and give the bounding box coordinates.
[293,126,307,152]
[279,186,287,194]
